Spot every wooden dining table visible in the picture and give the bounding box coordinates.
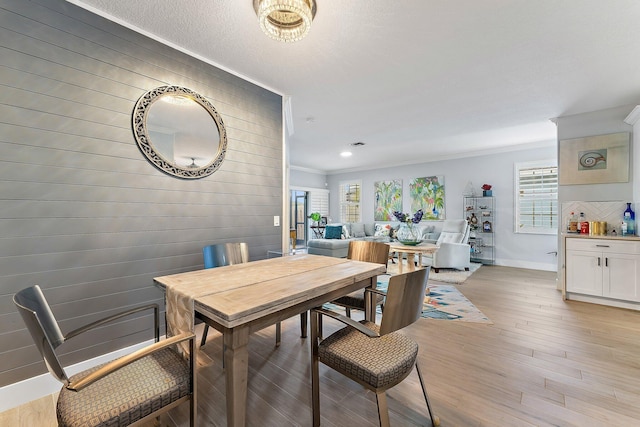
[154,253,386,427]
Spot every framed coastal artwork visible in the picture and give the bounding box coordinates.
[409,176,445,220]
[559,132,630,185]
[374,179,402,221]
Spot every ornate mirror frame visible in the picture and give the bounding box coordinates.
[132,85,228,179]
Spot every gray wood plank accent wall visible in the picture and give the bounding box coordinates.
[0,0,283,387]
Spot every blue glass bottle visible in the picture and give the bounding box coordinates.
[623,203,635,235]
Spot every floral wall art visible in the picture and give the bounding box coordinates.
[410,176,446,220]
[374,179,402,221]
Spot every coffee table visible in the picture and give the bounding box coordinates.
[387,241,438,274]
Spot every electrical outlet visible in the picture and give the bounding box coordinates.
[273,216,280,226]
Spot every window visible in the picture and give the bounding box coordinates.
[515,161,558,234]
[339,180,361,223]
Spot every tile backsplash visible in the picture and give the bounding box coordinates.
[561,201,638,236]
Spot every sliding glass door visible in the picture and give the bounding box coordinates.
[290,190,307,248]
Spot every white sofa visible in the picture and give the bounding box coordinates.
[422,219,471,272]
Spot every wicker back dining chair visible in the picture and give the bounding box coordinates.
[201,242,282,348]
[310,268,439,427]
[14,285,196,427]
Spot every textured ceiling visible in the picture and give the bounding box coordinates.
[70,0,640,174]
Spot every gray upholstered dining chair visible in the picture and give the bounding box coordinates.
[13,285,196,427]
[201,242,281,347]
[310,268,440,427]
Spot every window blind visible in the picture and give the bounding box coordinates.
[340,181,361,223]
[517,165,558,234]
[308,190,329,218]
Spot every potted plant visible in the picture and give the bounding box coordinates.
[308,212,322,226]
[308,212,323,238]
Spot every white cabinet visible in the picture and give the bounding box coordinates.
[565,238,640,301]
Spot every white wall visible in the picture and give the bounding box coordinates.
[324,144,558,271]
[290,167,327,189]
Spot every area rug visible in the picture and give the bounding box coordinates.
[376,279,492,323]
[386,261,482,284]
[324,281,492,323]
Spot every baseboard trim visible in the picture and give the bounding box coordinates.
[0,339,155,412]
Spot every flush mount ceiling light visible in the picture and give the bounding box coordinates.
[254,0,317,43]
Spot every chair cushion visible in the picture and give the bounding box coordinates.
[307,239,351,249]
[319,321,418,390]
[57,347,190,427]
[436,231,463,245]
[324,225,343,239]
[332,289,385,310]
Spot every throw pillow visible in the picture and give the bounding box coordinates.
[324,225,343,239]
[374,223,391,237]
[350,223,365,237]
[364,223,375,236]
[389,224,399,240]
[342,224,351,239]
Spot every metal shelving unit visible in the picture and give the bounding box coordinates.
[464,196,495,265]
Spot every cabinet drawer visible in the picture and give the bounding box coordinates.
[566,238,640,254]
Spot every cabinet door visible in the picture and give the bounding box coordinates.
[566,250,602,296]
[603,253,640,301]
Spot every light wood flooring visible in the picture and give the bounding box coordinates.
[4,265,640,426]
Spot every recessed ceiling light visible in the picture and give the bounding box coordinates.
[340,151,352,157]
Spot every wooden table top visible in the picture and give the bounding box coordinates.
[154,254,386,328]
[387,241,438,254]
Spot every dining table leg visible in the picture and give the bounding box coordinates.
[406,253,416,271]
[224,325,250,427]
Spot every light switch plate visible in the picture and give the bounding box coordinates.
[273,216,280,226]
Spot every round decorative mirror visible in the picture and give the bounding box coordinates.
[132,86,227,179]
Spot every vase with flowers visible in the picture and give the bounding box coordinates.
[393,209,424,245]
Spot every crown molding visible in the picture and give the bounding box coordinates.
[320,139,557,176]
[289,165,327,175]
